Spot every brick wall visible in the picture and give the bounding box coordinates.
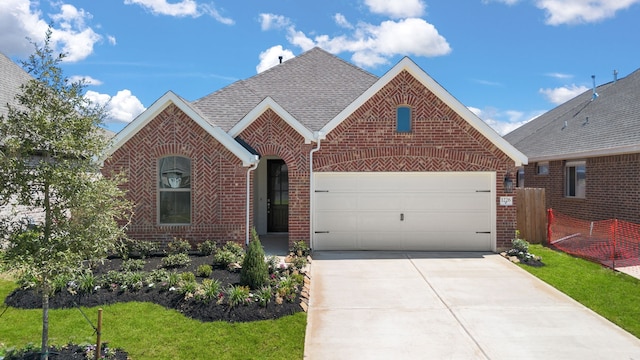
[314,70,518,249]
[102,104,248,248]
[524,153,640,224]
[103,69,520,251]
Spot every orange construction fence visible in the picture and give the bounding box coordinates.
[547,209,640,269]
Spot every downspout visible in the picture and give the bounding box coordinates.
[309,131,324,250]
[246,156,259,246]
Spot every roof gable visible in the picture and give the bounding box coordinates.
[104,91,257,166]
[321,57,528,166]
[191,47,378,132]
[228,97,316,143]
[505,68,640,161]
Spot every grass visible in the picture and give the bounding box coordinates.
[520,244,640,338]
[0,279,306,359]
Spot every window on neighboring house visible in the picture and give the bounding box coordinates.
[536,162,549,175]
[565,160,586,198]
[517,167,524,188]
[396,106,411,133]
[158,156,191,224]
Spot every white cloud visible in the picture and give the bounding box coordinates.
[107,35,117,46]
[0,0,101,62]
[69,75,103,86]
[334,13,353,29]
[546,72,573,79]
[536,0,640,25]
[539,84,589,104]
[469,106,542,135]
[85,89,146,124]
[364,0,426,18]
[284,18,450,68]
[124,0,234,23]
[259,13,291,31]
[482,0,520,5]
[256,45,295,73]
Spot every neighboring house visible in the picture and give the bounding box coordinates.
[504,69,640,224]
[103,47,527,252]
[0,52,44,225]
[0,52,115,226]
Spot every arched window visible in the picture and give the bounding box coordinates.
[158,156,191,224]
[396,106,411,133]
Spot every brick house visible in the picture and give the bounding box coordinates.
[504,68,640,224]
[103,48,527,251]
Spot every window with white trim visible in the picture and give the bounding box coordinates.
[517,167,524,188]
[565,160,586,198]
[158,156,191,224]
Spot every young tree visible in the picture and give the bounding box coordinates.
[240,228,269,289]
[0,29,132,359]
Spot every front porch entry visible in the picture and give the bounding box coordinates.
[253,156,289,251]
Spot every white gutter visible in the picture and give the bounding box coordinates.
[308,131,325,250]
[245,156,259,245]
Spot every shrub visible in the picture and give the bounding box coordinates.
[162,253,191,268]
[196,240,217,256]
[240,229,269,289]
[214,250,238,268]
[266,255,281,274]
[180,271,196,283]
[223,241,245,258]
[275,275,300,303]
[179,280,198,297]
[118,238,158,259]
[148,269,170,283]
[196,264,213,278]
[52,273,72,294]
[226,285,251,307]
[199,278,222,303]
[290,240,310,257]
[254,286,272,307]
[121,272,145,291]
[121,258,145,272]
[289,256,308,271]
[167,238,192,254]
[78,271,97,293]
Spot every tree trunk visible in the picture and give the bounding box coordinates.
[41,284,49,360]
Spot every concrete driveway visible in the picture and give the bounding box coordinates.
[303,251,640,359]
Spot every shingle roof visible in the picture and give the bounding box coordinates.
[0,52,32,118]
[504,68,640,161]
[191,47,379,132]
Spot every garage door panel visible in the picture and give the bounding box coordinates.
[402,193,490,211]
[314,172,495,251]
[315,211,358,231]
[358,193,402,210]
[315,193,359,210]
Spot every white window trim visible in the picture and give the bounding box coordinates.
[565,160,586,198]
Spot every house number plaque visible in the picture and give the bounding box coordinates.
[500,196,513,206]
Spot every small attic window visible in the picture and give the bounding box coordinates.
[396,106,411,133]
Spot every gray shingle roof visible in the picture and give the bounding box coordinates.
[191,47,379,132]
[0,52,32,118]
[504,68,640,160]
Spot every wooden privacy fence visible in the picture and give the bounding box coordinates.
[516,188,547,244]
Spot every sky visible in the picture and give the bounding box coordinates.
[1,0,639,135]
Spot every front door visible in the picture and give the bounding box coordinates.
[267,160,289,232]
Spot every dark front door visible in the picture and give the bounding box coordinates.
[267,160,289,232]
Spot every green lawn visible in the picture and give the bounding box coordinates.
[520,244,640,338]
[0,279,306,359]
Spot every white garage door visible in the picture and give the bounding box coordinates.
[313,172,495,251]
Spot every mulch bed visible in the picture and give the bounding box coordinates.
[3,254,307,359]
[4,254,304,323]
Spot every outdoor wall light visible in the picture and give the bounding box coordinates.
[503,172,514,194]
